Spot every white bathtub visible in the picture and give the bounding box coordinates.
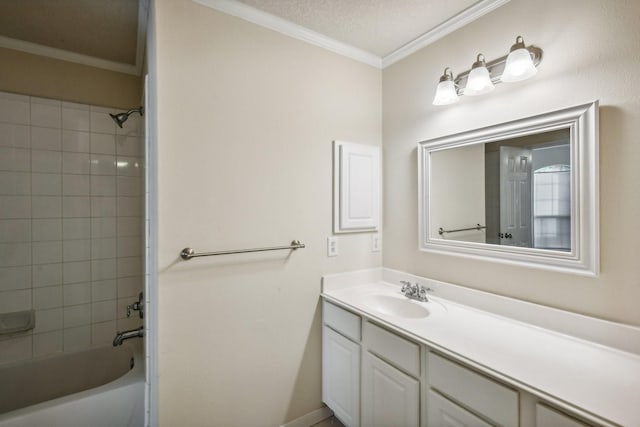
[0,344,144,427]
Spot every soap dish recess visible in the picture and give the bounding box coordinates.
[0,309,35,335]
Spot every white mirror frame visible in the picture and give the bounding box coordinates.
[418,101,599,275]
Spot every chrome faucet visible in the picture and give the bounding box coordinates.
[113,326,144,346]
[400,281,431,302]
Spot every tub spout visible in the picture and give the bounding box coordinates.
[113,326,144,346]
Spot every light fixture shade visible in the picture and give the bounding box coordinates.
[433,80,459,105]
[502,47,537,82]
[432,68,459,106]
[463,55,494,96]
[501,36,538,82]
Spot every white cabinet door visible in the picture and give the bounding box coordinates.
[362,352,419,427]
[333,140,380,233]
[323,326,360,427]
[427,390,492,427]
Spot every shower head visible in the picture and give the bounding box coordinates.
[110,106,144,128]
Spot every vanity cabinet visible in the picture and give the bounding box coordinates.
[322,299,600,427]
[322,302,361,427]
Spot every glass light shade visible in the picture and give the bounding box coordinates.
[463,65,494,96]
[432,80,459,105]
[502,47,537,82]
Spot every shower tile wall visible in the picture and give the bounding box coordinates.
[0,91,144,363]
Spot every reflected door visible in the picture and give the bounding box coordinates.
[500,146,532,247]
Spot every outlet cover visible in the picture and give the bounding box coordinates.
[371,234,381,252]
[327,237,338,257]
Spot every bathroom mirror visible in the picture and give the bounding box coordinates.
[418,101,599,275]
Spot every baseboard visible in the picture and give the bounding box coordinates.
[280,406,333,427]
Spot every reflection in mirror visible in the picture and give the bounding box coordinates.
[419,101,599,275]
[488,130,570,250]
[430,129,571,250]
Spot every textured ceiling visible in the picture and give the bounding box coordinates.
[235,0,478,57]
[0,0,139,65]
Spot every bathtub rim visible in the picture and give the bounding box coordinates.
[0,342,144,422]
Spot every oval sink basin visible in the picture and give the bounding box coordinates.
[361,294,430,319]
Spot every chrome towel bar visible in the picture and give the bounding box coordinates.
[438,224,486,235]
[180,240,305,260]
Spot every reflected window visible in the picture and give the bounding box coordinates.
[533,164,570,250]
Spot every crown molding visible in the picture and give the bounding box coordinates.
[382,0,511,68]
[192,0,382,68]
[193,0,509,70]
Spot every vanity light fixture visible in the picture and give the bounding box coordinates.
[432,36,542,106]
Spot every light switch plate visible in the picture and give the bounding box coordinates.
[327,237,338,257]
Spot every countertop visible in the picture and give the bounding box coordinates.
[322,280,640,427]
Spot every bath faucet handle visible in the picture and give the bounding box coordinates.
[127,292,144,319]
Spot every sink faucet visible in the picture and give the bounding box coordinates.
[113,326,144,346]
[400,281,431,302]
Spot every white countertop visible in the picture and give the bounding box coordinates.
[322,279,640,427]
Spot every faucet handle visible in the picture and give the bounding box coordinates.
[400,280,412,293]
[126,302,139,318]
[417,286,428,301]
[126,292,144,319]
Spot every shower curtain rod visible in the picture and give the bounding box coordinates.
[180,240,305,260]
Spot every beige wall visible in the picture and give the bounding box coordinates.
[0,47,141,108]
[152,0,381,425]
[383,0,640,325]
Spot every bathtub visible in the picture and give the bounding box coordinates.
[0,344,144,427]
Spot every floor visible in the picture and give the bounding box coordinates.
[311,416,345,427]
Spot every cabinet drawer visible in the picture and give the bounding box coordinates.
[428,390,492,427]
[428,352,518,427]
[536,403,590,427]
[323,301,361,342]
[364,321,420,377]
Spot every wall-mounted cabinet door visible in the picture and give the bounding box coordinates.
[322,326,360,427]
[333,140,380,233]
[362,352,419,427]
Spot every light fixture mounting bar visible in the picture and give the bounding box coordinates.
[453,46,542,94]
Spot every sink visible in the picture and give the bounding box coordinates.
[361,294,430,319]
